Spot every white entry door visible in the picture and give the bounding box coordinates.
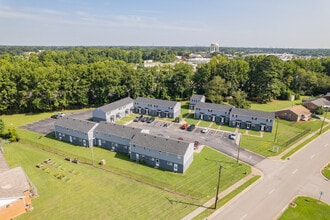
[136,154,139,161]
[69,136,72,143]
[156,159,160,167]
[173,164,178,172]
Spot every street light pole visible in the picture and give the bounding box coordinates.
[214,163,223,209]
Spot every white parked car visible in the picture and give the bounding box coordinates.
[57,112,65,117]
[229,133,237,140]
[201,128,209,133]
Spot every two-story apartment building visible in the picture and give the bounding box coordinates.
[94,121,142,153]
[189,94,205,110]
[194,102,233,124]
[92,97,134,122]
[54,117,98,147]
[134,97,181,118]
[229,108,275,132]
[130,133,194,173]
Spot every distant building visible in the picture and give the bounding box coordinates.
[194,102,232,124]
[275,105,311,121]
[92,97,134,122]
[323,92,330,101]
[0,167,36,220]
[189,94,205,110]
[134,97,181,118]
[302,97,330,112]
[210,43,220,53]
[229,108,275,132]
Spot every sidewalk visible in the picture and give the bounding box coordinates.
[181,167,262,220]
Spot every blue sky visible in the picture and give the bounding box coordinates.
[1,0,330,48]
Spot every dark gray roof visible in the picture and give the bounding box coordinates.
[190,94,205,101]
[54,117,98,133]
[131,133,191,156]
[135,97,180,108]
[195,102,233,112]
[96,97,134,113]
[310,98,330,107]
[95,121,142,139]
[0,167,31,198]
[231,108,275,119]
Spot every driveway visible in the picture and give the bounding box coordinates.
[128,120,264,166]
[20,110,93,135]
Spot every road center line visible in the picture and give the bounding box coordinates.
[240,213,248,220]
[292,169,298,174]
[269,189,275,194]
[310,154,315,159]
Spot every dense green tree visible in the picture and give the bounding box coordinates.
[205,76,228,103]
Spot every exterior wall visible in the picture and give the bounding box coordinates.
[303,102,318,111]
[275,110,299,121]
[94,133,131,153]
[54,125,94,147]
[189,96,205,109]
[93,103,133,122]
[134,102,180,118]
[0,191,32,220]
[194,108,230,124]
[130,143,194,173]
[229,114,274,132]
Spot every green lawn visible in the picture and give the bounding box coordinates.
[4,142,250,219]
[322,163,330,179]
[197,120,212,128]
[240,119,323,157]
[250,97,308,112]
[279,196,330,220]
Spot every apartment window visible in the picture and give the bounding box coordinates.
[177,155,182,159]
[167,161,173,166]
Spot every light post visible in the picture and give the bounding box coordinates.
[214,163,224,209]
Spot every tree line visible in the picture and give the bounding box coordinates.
[0,48,329,114]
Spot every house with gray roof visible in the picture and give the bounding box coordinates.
[94,121,142,153]
[194,102,233,124]
[54,117,98,147]
[303,97,330,112]
[229,108,275,132]
[134,97,181,118]
[93,97,134,122]
[189,94,205,109]
[130,133,194,173]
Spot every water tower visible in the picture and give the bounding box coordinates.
[210,43,220,53]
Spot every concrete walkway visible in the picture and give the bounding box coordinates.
[181,167,262,220]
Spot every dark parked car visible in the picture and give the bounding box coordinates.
[147,117,155,123]
[174,117,181,123]
[134,115,143,122]
[187,124,195,131]
[311,113,321,119]
[140,117,148,122]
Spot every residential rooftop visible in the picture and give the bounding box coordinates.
[231,107,275,119]
[130,133,191,156]
[195,102,233,112]
[54,117,98,133]
[0,167,31,199]
[95,121,142,139]
[135,97,180,108]
[96,97,134,113]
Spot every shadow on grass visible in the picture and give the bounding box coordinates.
[166,197,208,209]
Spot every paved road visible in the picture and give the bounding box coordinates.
[129,121,264,166]
[211,131,330,220]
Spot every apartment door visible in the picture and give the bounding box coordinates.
[136,154,139,161]
[156,159,160,167]
[173,164,178,172]
[69,136,72,143]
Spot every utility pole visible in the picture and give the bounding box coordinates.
[319,107,329,135]
[236,133,241,164]
[274,116,279,143]
[214,163,223,209]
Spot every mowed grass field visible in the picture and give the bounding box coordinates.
[279,196,330,220]
[1,111,251,219]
